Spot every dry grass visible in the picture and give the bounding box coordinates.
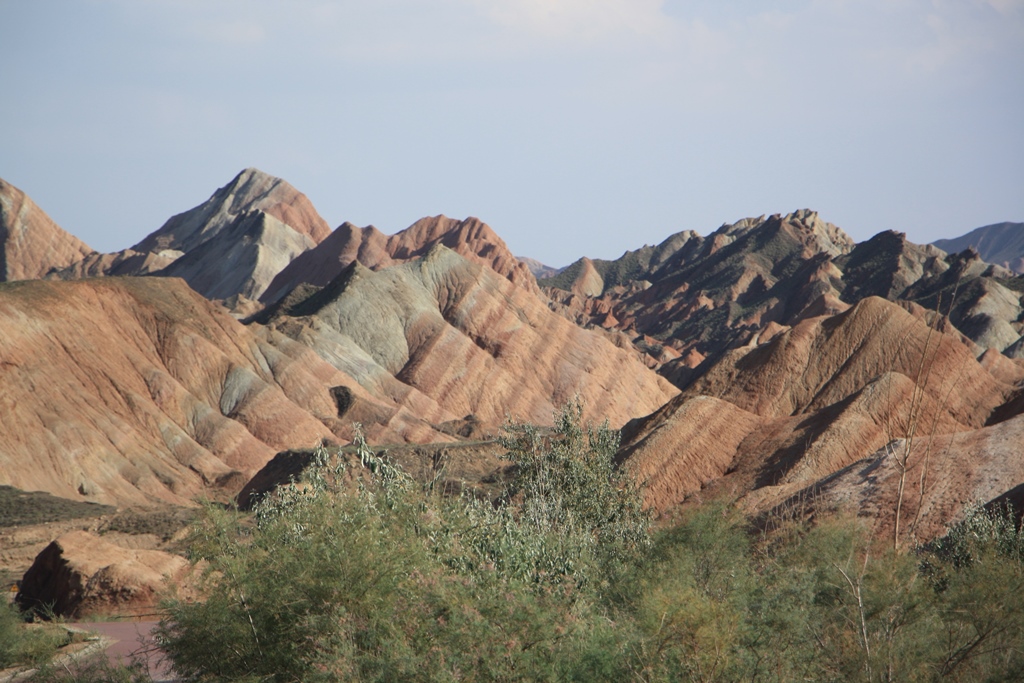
[0,486,115,529]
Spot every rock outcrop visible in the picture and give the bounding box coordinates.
[0,178,94,281]
[47,169,333,304]
[134,169,332,303]
[259,246,678,429]
[134,167,330,254]
[261,215,540,304]
[543,210,1024,378]
[542,210,859,372]
[0,277,450,507]
[16,530,189,618]
[618,297,1017,528]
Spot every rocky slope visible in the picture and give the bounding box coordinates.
[0,277,451,507]
[257,245,678,429]
[934,221,1024,273]
[49,168,333,305]
[134,167,331,254]
[543,211,1024,376]
[617,295,1022,543]
[0,177,94,281]
[261,215,540,304]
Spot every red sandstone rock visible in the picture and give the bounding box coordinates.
[0,177,94,281]
[16,531,189,618]
[262,215,540,303]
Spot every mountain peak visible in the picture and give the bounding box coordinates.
[133,168,331,255]
[0,177,94,281]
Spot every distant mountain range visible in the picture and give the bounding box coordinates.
[933,221,1024,274]
[2,168,1022,571]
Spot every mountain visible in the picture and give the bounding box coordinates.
[933,222,1024,273]
[0,277,452,507]
[156,209,318,301]
[48,169,334,306]
[542,209,859,369]
[618,296,1021,543]
[0,178,94,281]
[261,215,540,304]
[257,245,678,429]
[4,175,1022,551]
[135,168,333,303]
[542,210,1024,376]
[517,256,561,280]
[134,167,331,254]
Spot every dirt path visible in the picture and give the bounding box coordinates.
[64,622,175,682]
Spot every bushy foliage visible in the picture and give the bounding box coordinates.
[443,400,649,589]
[156,404,1024,683]
[158,402,640,682]
[0,601,66,670]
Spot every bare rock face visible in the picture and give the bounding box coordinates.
[0,177,94,281]
[835,230,949,301]
[261,215,540,304]
[16,530,188,618]
[776,412,1024,544]
[542,210,857,374]
[47,248,177,280]
[543,211,1024,385]
[155,210,318,301]
[618,297,1015,522]
[0,277,451,507]
[127,169,333,303]
[134,168,330,254]
[47,169,332,304]
[260,246,678,429]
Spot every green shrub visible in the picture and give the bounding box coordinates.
[0,601,67,669]
[158,403,646,682]
[155,403,1024,683]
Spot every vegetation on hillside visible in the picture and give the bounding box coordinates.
[144,401,1024,682]
[0,486,115,528]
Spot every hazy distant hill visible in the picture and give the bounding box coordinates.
[933,221,1024,273]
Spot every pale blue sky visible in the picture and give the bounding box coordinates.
[1,0,1021,266]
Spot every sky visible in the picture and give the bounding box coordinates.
[1,0,1022,267]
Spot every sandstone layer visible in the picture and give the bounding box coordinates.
[618,297,1017,533]
[262,215,540,304]
[16,530,188,618]
[0,177,94,282]
[0,277,450,507]
[260,245,679,429]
